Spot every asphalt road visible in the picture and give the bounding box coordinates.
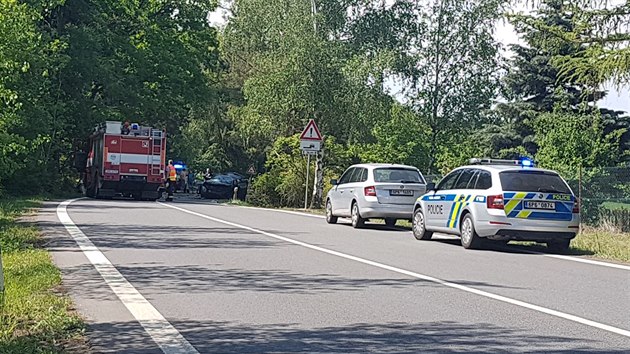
[39,197,630,353]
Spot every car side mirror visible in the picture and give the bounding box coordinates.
[330,179,338,186]
[426,182,436,191]
[73,151,88,172]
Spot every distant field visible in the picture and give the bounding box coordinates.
[601,201,630,210]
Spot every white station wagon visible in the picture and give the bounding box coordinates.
[326,164,427,228]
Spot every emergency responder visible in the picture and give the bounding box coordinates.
[121,121,131,135]
[165,160,177,201]
[180,168,189,193]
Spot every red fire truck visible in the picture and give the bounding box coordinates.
[76,121,166,200]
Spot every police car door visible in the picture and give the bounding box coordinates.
[425,170,462,230]
[444,169,478,232]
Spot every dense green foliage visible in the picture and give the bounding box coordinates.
[1,0,628,207]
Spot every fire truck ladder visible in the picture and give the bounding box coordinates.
[151,130,163,176]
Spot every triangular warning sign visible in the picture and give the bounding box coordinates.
[299,119,323,141]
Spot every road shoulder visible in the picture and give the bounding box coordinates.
[38,200,162,354]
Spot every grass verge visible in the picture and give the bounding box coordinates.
[570,227,630,263]
[0,198,86,353]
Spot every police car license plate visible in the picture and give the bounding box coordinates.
[390,190,413,196]
[524,201,555,210]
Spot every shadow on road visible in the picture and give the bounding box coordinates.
[85,319,623,353]
[59,258,527,301]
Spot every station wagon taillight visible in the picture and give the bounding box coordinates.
[572,199,580,214]
[364,186,376,197]
[487,195,504,209]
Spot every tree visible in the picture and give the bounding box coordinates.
[518,0,630,88]
[532,111,625,178]
[357,103,431,169]
[402,0,505,172]
[491,0,625,160]
[222,0,404,207]
[0,0,225,194]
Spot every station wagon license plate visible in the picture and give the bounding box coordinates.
[390,189,414,196]
[524,201,555,210]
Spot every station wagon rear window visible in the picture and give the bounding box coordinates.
[373,168,425,184]
[499,171,571,193]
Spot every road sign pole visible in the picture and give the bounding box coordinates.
[304,153,310,210]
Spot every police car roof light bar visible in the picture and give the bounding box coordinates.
[469,158,535,167]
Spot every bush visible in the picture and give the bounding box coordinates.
[247,135,355,208]
[247,173,282,207]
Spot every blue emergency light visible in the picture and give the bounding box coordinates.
[173,164,184,169]
[520,158,534,167]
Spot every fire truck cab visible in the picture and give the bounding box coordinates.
[76,121,166,200]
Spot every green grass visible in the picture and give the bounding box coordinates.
[570,228,630,263]
[0,198,86,353]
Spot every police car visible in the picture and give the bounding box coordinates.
[412,158,579,252]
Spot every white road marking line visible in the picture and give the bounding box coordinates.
[235,205,630,271]
[160,202,630,339]
[233,205,326,219]
[430,233,630,271]
[57,199,199,354]
[524,250,630,271]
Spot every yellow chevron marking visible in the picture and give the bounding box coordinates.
[516,210,532,218]
[505,192,528,214]
[504,200,520,214]
[449,202,462,228]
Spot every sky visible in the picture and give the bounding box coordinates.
[208,1,628,113]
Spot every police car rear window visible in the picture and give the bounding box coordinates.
[499,171,571,193]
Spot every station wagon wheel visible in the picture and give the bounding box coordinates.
[460,214,483,249]
[412,209,432,240]
[326,200,338,224]
[351,202,365,228]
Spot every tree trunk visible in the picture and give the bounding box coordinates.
[310,145,324,209]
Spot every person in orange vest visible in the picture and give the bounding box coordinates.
[165,160,177,201]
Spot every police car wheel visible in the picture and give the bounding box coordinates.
[351,202,365,228]
[460,214,483,249]
[547,239,570,253]
[326,200,338,224]
[412,209,432,240]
